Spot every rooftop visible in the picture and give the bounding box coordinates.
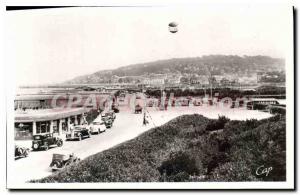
[15,107,89,123]
[15,92,114,101]
[250,98,279,102]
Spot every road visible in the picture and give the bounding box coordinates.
[11,106,273,184]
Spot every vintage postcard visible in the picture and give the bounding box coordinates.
[5,3,294,190]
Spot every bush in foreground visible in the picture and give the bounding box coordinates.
[158,151,199,182]
[31,114,286,183]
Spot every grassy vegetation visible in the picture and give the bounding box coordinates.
[32,114,286,182]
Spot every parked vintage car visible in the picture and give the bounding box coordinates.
[111,103,120,113]
[193,99,202,106]
[50,153,80,171]
[101,110,116,121]
[147,101,154,107]
[32,133,63,151]
[15,145,30,159]
[134,104,143,114]
[112,105,120,113]
[147,99,157,107]
[66,125,91,141]
[180,99,190,106]
[135,95,142,99]
[89,120,107,134]
[101,117,113,129]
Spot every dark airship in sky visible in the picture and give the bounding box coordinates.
[168,22,178,33]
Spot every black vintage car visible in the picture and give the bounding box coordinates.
[101,117,113,129]
[112,103,120,113]
[50,153,80,171]
[66,125,91,141]
[15,145,30,159]
[32,133,63,151]
[101,111,116,121]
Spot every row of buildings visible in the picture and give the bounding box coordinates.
[109,73,259,88]
[14,90,117,140]
[84,71,284,89]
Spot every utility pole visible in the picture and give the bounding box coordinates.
[202,63,213,98]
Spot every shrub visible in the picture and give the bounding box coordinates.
[270,107,286,115]
[228,120,286,181]
[167,172,190,182]
[253,103,268,110]
[31,113,286,183]
[206,153,229,174]
[206,116,230,131]
[158,151,199,181]
[210,161,260,181]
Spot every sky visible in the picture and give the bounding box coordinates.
[5,5,292,86]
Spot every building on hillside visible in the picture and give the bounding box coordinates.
[142,74,166,86]
[190,75,209,85]
[214,75,225,83]
[165,74,181,85]
[238,75,258,85]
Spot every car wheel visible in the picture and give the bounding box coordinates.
[33,143,39,151]
[78,135,82,141]
[51,162,60,171]
[64,161,71,168]
[98,129,100,134]
[44,145,49,151]
[24,150,29,157]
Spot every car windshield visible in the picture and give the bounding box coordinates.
[103,112,113,116]
[74,127,82,130]
[33,135,42,140]
[52,154,66,160]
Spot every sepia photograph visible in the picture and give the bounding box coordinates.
[4,3,294,190]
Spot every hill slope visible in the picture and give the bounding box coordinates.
[65,55,285,84]
[32,114,286,182]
